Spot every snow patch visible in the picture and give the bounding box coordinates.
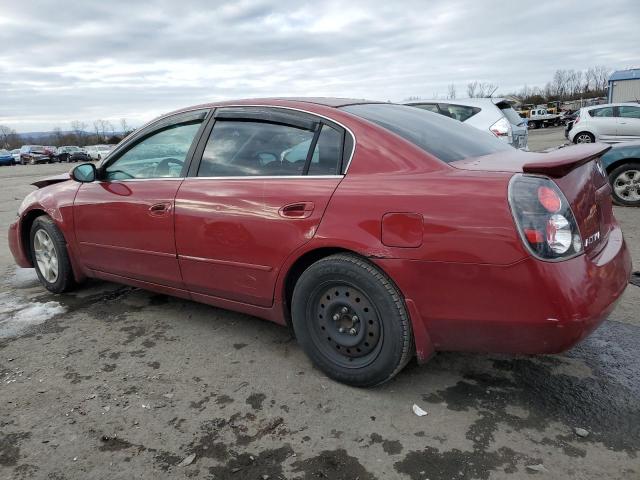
[0,292,66,338]
[10,268,40,288]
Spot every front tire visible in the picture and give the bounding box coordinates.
[574,132,594,144]
[609,162,640,207]
[30,216,75,293]
[292,254,413,387]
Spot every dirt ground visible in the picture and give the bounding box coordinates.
[1,163,638,480]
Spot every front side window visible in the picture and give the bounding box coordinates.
[198,120,317,177]
[589,107,614,118]
[618,106,640,119]
[105,121,202,180]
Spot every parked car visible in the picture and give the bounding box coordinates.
[56,146,91,163]
[405,98,528,149]
[10,149,21,163]
[0,149,15,166]
[600,141,640,206]
[85,144,114,161]
[526,108,562,129]
[567,103,640,144]
[8,99,630,387]
[19,145,50,165]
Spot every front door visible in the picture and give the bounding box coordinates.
[616,105,640,141]
[175,107,347,306]
[74,111,207,287]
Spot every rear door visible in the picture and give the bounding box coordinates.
[74,110,208,287]
[616,105,640,140]
[174,106,348,307]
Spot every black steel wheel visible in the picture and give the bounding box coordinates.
[308,283,383,369]
[292,253,413,387]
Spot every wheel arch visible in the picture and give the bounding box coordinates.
[20,208,48,266]
[281,246,354,328]
[572,130,595,143]
[605,158,640,175]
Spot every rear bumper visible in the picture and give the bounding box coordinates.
[8,219,31,267]
[374,224,631,356]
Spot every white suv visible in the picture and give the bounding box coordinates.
[405,98,528,149]
[568,103,640,144]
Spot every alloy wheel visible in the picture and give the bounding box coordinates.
[576,133,593,143]
[614,169,640,202]
[33,229,59,283]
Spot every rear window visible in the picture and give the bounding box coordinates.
[498,104,525,126]
[341,103,511,163]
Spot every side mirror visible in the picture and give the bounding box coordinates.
[71,163,97,183]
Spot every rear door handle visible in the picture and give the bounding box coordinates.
[279,202,315,219]
[149,202,172,216]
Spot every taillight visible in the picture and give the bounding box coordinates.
[508,174,583,261]
[489,117,512,139]
[574,116,580,125]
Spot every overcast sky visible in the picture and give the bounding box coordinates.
[1,0,638,132]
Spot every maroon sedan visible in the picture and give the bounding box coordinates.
[8,98,632,387]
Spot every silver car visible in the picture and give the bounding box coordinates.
[404,98,528,149]
[568,103,640,144]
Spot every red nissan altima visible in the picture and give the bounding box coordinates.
[8,98,632,386]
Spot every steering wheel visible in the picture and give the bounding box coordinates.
[155,157,184,176]
[106,169,136,180]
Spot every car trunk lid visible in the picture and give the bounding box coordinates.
[451,144,613,256]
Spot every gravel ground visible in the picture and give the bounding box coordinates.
[527,126,569,152]
[1,163,638,480]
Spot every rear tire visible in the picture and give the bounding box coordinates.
[574,132,594,144]
[291,253,413,387]
[609,162,640,207]
[30,216,75,293]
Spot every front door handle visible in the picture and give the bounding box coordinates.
[279,202,315,219]
[149,202,172,216]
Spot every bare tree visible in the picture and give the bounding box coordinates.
[71,120,88,146]
[0,125,21,149]
[467,81,478,98]
[447,83,457,100]
[120,118,131,136]
[467,81,498,98]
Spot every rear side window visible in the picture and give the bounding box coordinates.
[308,125,343,175]
[342,103,511,163]
[411,103,440,113]
[618,106,640,119]
[198,121,315,176]
[439,104,481,122]
[589,107,614,118]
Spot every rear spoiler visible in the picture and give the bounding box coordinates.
[523,144,611,178]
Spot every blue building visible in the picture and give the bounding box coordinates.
[608,69,640,103]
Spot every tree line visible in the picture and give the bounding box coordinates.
[407,65,612,106]
[0,119,134,150]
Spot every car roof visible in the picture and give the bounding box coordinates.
[164,97,383,117]
[404,97,509,107]
[584,102,640,110]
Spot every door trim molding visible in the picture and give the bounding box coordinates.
[178,254,273,272]
[79,241,176,258]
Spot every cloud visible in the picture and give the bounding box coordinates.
[0,0,638,131]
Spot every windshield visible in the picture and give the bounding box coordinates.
[341,103,512,163]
